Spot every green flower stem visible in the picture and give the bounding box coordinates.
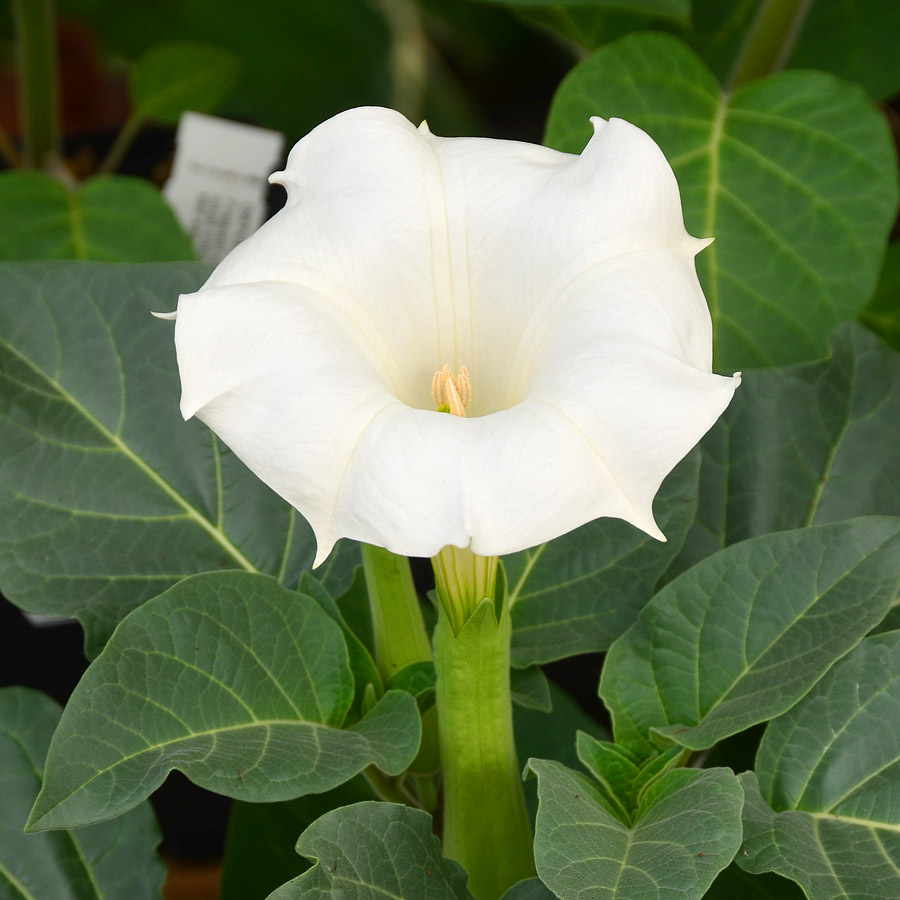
[362,544,432,676]
[10,0,60,169]
[361,543,440,773]
[433,578,534,900]
[727,0,815,90]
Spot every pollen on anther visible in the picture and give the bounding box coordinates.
[431,365,471,417]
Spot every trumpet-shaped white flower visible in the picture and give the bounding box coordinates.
[171,107,739,566]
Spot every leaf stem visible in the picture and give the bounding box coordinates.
[10,0,60,170]
[433,571,534,900]
[727,0,815,90]
[98,112,146,175]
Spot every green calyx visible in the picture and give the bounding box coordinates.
[431,545,499,635]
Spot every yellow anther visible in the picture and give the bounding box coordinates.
[431,365,470,417]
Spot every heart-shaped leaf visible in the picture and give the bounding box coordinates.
[27,572,420,831]
[546,32,898,372]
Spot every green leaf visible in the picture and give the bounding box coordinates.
[0,171,195,261]
[529,759,743,900]
[27,572,421,831]
[266,802,474,900]
[0,261,359,655]
[510,665,552,712]
[0,687,165,899]
[704,864,806,900]
[132,41,242,124]
[861,241,900,354]
[671,323,900,576]
[601,518,900,756]
[507,449,700,666]
[220,779,375,900]
[545,32,898,372]
[739,770,900,900]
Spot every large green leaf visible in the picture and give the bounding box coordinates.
[545,32,898,372]
[27,572,421,831]
[0,687,165,899]
[737,631,900,899]
[0,261,358,655]
[601,518,900,757]
[0,172,194,261]
[267,802,473,900]
[131,41,242,124]
[671,323,900,576]
[529,759,743,900]
[506,449,699,666]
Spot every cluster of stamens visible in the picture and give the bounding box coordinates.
[431,365,471,417]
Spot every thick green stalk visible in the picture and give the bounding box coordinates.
[10,0,59,169]
[433,580,534,900]
[361,544,439,774]
[728,0,816,90]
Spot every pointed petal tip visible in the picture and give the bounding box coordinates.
[151,309,177,321]
[312,536,337,570]
[418,119,432,135]
[179,397,199,422]
[589,116,609,134]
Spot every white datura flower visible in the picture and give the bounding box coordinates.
[169,106,739,566]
